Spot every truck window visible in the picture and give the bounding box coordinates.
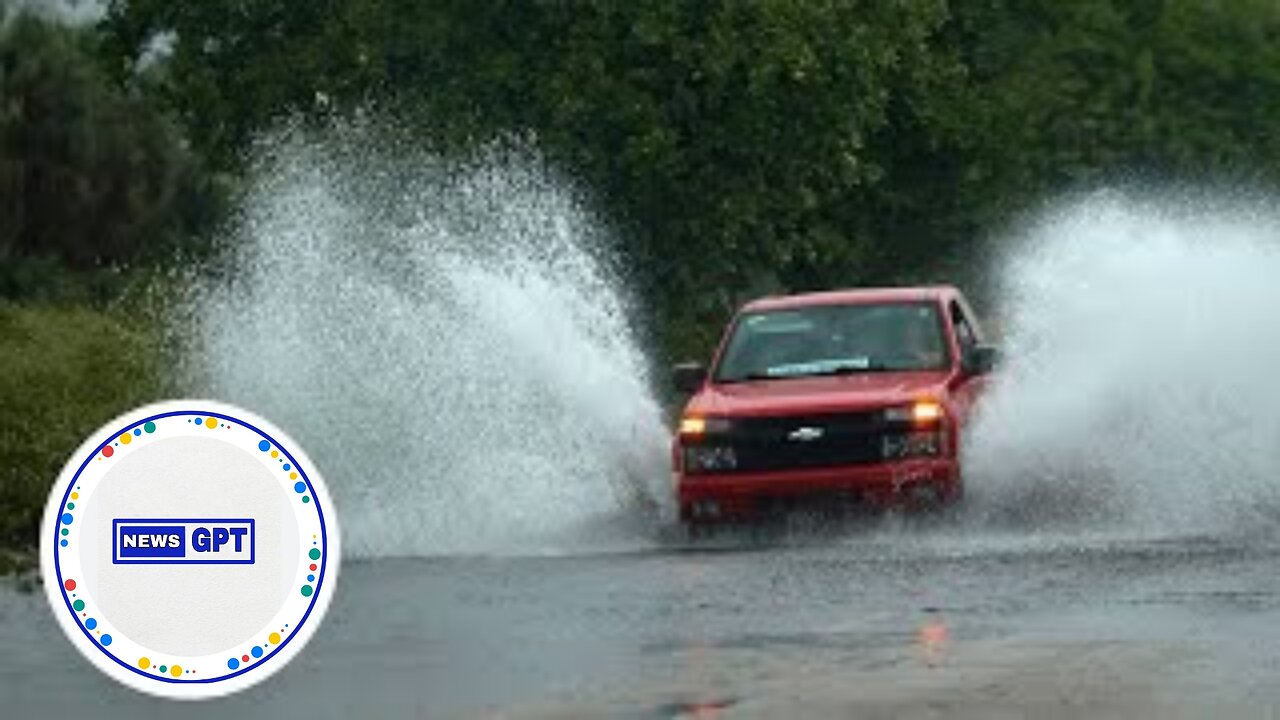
[715,302,948,382]
[950,301,977,355]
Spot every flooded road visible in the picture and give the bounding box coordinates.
[6,526,1280,718]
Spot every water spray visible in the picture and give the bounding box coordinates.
[177,125,671,557]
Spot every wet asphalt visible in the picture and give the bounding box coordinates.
[5,521,1280,718]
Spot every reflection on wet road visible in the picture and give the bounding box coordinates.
[6,527,1280,717]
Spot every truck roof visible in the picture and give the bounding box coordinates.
[741,286,959,313]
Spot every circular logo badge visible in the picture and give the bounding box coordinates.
[40,400,340,699]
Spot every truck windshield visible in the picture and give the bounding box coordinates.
[714,302,949,382]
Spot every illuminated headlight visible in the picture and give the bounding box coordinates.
[881,431,942,459]
[683,446,738,473]
[678,416,732,437]
[884,401,944,425]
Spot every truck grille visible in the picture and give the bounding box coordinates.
[687,411,888,473]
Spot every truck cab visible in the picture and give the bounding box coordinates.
[672,286,996,524]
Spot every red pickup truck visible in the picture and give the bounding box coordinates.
[671,286,997,526]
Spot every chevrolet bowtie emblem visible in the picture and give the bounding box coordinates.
[787,426,825,442]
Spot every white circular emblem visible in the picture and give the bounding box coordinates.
[40,400,340,699]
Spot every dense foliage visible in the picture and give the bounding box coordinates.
[0,304,162,569]
[0,9,218,303]
[95,0,1280,356]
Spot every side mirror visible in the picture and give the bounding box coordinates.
[964,344,999,375]
[672,362,708,394]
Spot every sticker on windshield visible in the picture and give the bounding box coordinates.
[40,400,340,700]
[767,357,871,377]
[745,311,814,333]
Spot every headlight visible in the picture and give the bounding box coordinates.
[683,446,738,473]
[883,400,944,425]
[882,431,942,459]
[678,416,732,437]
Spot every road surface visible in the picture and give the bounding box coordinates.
[4,522,1280,718]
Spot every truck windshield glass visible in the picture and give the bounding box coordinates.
[715,302,948,382]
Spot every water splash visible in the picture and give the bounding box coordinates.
[966,192,1280,538]
[177,124,672,557]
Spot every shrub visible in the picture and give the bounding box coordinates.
[0,304,164,571]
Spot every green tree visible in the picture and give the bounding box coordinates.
[0,10,217,300]
[948,0,1280,224]
[97,0,1280,358]
[101,0,963,357]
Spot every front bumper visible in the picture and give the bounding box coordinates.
[677,457,960,522]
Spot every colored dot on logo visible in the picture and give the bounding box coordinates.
[258,440,270,451]
[269,632,281,644]
[61,513,73,525]
[301,585,313,597]
[73,599,85,612]
[227,658,239,670]
[101,446,113,458]
[64,579,76,591]
[101,634,112,647]
[294,481,306,493]
[139,657,150,670]
[60,539,68,547]
[309,548,321,560]
[205,418,217,429]
[251,646,263,659]
[302,496,310,503]
[143,421,156,433]
[283,463,291,471]
[86,618,97,630]
[133,428,142,436]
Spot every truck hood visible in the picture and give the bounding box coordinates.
[686,371,953,418]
